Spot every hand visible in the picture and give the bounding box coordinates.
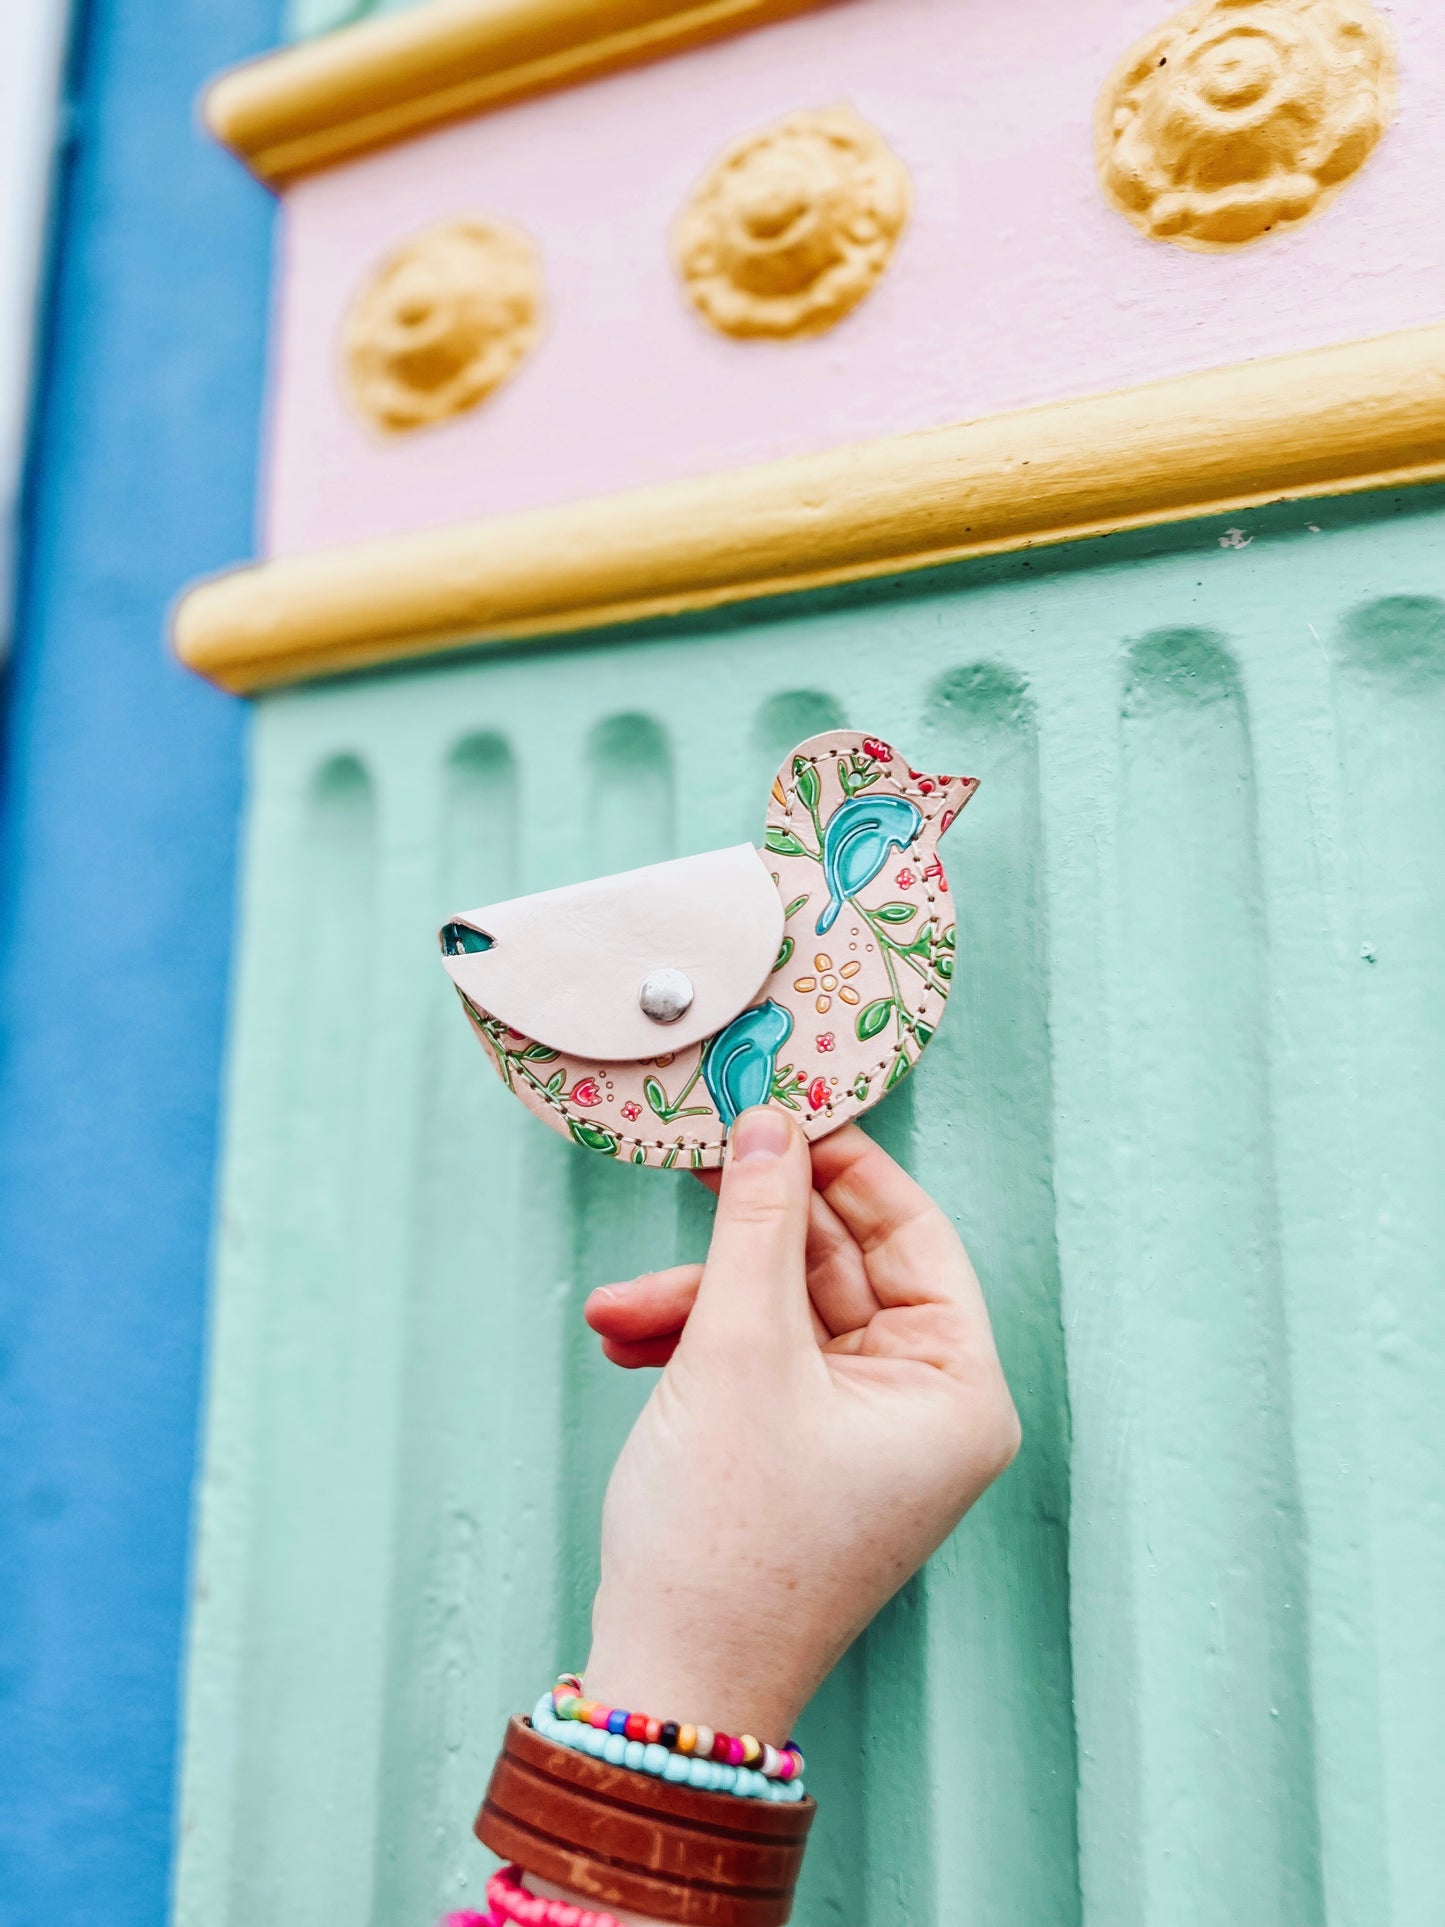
[581,1107,1020,1745]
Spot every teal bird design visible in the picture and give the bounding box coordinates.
[816,794,924,934]
[703,999,794,1128]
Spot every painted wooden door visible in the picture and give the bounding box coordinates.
[177,485,1445,1927]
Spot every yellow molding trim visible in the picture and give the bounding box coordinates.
[174,323,1445,694]
[205,0,834,186]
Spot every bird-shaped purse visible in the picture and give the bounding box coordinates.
[439,731,977,1168]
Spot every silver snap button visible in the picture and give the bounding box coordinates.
[638,967,694,1024]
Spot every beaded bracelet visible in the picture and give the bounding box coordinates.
[549,1675,804,1784]
[439,1863,641,1927]
[531,1694,806,1803]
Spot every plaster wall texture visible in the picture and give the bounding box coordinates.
[263,0,1445,559]
[180,488,1445,1927]
[0,1,280,1921]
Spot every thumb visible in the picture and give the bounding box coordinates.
[687,1106,814,1350]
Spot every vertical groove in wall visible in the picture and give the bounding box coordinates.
[858,1076,939,1927]
[1115,632,1321,1926]
[747,690,849,840]
[558,716,679,1666]
[1331,597,1445,1923]
[911,665,1079,1927]
[748,690,863,1927]
[230,752,381,1925]
[371,734,522,1921]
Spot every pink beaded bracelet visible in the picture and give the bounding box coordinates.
[549,1673,804,1783]
[442,1863,628,1927]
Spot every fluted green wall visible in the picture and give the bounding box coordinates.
[176,487,1445,1927]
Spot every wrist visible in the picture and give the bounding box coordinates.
[584,1586,816,1744]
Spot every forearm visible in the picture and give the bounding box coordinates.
[527,1874,681,1926]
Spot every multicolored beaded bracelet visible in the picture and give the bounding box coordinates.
[441,1862,631,1927]
[548,1675,804,1784]
[531,1694,806,1803]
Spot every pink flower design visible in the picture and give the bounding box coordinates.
[620,1101,641,1122]
[816,1032,836,1053]
[895,866,916,889]
[571,1078,602,1107]
[861,737,893,763]
[807,1077,830,1112]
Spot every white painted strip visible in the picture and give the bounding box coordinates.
[0,0,72,655]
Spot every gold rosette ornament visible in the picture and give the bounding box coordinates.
[342,217,543,433]
[675,106,910,339]
[1097,0,1395,250]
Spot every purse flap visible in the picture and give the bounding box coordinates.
[440,843,784,1062]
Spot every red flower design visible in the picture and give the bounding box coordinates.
[895,866,916,889]
[807,1077,830,1112]
[861,737,893,763]
[939,809,956,835]
[816,1032,835,1053]
[923,860,949,893]
[620,1101,641,1122]
[571,1078,602,1107]
[908,767,936,795]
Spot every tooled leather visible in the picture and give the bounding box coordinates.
[442,843,783,1061]
[442,732,978,1168]
[475,1717,813,1927]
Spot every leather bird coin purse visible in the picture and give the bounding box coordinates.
[439,731,977,1168]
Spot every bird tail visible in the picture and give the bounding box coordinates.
[815,894,841,935]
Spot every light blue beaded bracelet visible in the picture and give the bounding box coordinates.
[530,1696,806,1803]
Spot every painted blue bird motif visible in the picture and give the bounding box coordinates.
[440,729,978,1168]
[703,999,794,1128]
[815,794,924,934]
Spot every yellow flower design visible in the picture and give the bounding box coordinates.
[794,953,861,1016]
[675,107,910,338]
[1096,0,1394,250]
[342,216,544,432]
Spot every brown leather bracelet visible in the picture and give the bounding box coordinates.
[475,1717,815,1925]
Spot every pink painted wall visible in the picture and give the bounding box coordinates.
[264,0,1445,558]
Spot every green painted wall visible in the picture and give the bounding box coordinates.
[176,487,1445,1927]
[285,0,425,41]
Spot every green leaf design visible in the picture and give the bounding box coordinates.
[784,893,810,920]
[631,1145,647,1165]
[940,924,956,949]
[770,1069,802,1110]
[885,1050,913,1091]
[852,1073,871,1102]
[772,935,794,974]
[521,1042,560,1061]
[765,826,808,857]
[935,953,953,980]
[643,1075,669,1118]
[912,1022,934,1048]
[545,1069,566,1097]
[793,757,821,812]
[567,1118,620,1156]
[873,901,918,923]
[661,1145,681,1169]
[855,997,894,1042]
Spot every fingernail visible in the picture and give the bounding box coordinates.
[730,1106,792,1163]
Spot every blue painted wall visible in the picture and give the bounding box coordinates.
[0,1,281,1920]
